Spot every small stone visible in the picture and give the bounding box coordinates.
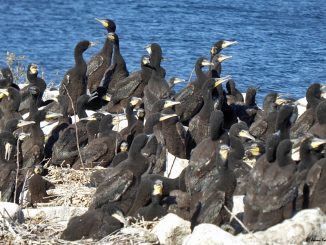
[0,202,24,223]
[183,223,245,245]
[152,213,191,245]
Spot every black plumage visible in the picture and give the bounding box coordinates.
[28,165,54,207]
[61,204,124,241]
[228,122,255,195]
[143,43,171,114]
[190,144,236,227]
[50,95,91,166]
[244,139,297,231]
[0,87,22,131]
[59,40,95,115]
[72,114,122,169]
[103,32,129,97]
[174,57,212,125]
[309,100,326,138]
[135,180,167,221]
[291,83,324,138]
[90,134,148,214]
[305,158,326,212]
[185,110,229,196]
[87,18,116,93]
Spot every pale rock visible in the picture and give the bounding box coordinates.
[99,227,159,244]
[152,213,191,245]
[0,202,24,223]
[23,206,87,223]
[232,195,244,216]
[238,208,326,245]
[183,223,245,245]
[165,152,189,178]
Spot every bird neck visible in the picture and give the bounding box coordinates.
[74,49,87,71]
[229,135,245,159]
[102,38,114,58]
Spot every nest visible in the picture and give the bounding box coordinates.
[0,166,163,244]
[38,165,99,208]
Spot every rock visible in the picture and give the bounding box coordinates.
[98,227,159,244]
[165,152,189,178]
[238,208,326,245]
[23,206,87,223]
[232,195,244,216]
[0,202,24,223]
[152,213,191,245]
[183,223,245,245]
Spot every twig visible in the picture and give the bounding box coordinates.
[223,205,252,234]
[167,155,177,178]
[14,137,21,204]
[20,170,30,205]
[188,67,195,83]
[62,83,85,172]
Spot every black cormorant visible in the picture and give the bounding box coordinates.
[59,40,95,115]
[87,18,116,93]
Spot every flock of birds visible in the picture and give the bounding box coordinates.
[0,18,326,241]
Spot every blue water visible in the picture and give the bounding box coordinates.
[0,0,325,102]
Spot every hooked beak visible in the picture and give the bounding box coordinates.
[246,145,261,157]
[221,40,238,49]
[45,112,63,120]
[214,75,232,87]
[130,97,142,106]
[102,93,111,102]
[159,113,178,121]
[17,120,35,128]
[89,41,97,47]
[163,100,181,108]
[95,18,109,28]
[217,54,232,63]
[0,88,9,98]
[172,77,186,85]
[238,129,255,140]
[310,137,326,149]
[145,44,152,55]
[201,59,214,66]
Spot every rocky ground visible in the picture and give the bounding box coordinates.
[1,166,326,245]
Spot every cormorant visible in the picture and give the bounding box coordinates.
[174,57,213,125]
[188,77,229,146]
[143,43,171,114]
[135,180,167,221]
[19,64,47,113]
[291,83,324,138]
[190,144,236,227]
[228,122,255,195]
[305,158,326,212]
[50,94,92,166]
[90,134,149,214]
[72,114,122,169]
[0,67,14,88]
[101,32,129,97]
[61,204,125,241]
[226,79,244,104]
[243,139,297,231]
[309,100,326,138]
[185,110,229,196]
[0,87,22,131]
[27,165,54,207]
[59,40,95,115]
[87,18,116,93]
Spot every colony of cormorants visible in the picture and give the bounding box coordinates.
[0,18,325,241]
